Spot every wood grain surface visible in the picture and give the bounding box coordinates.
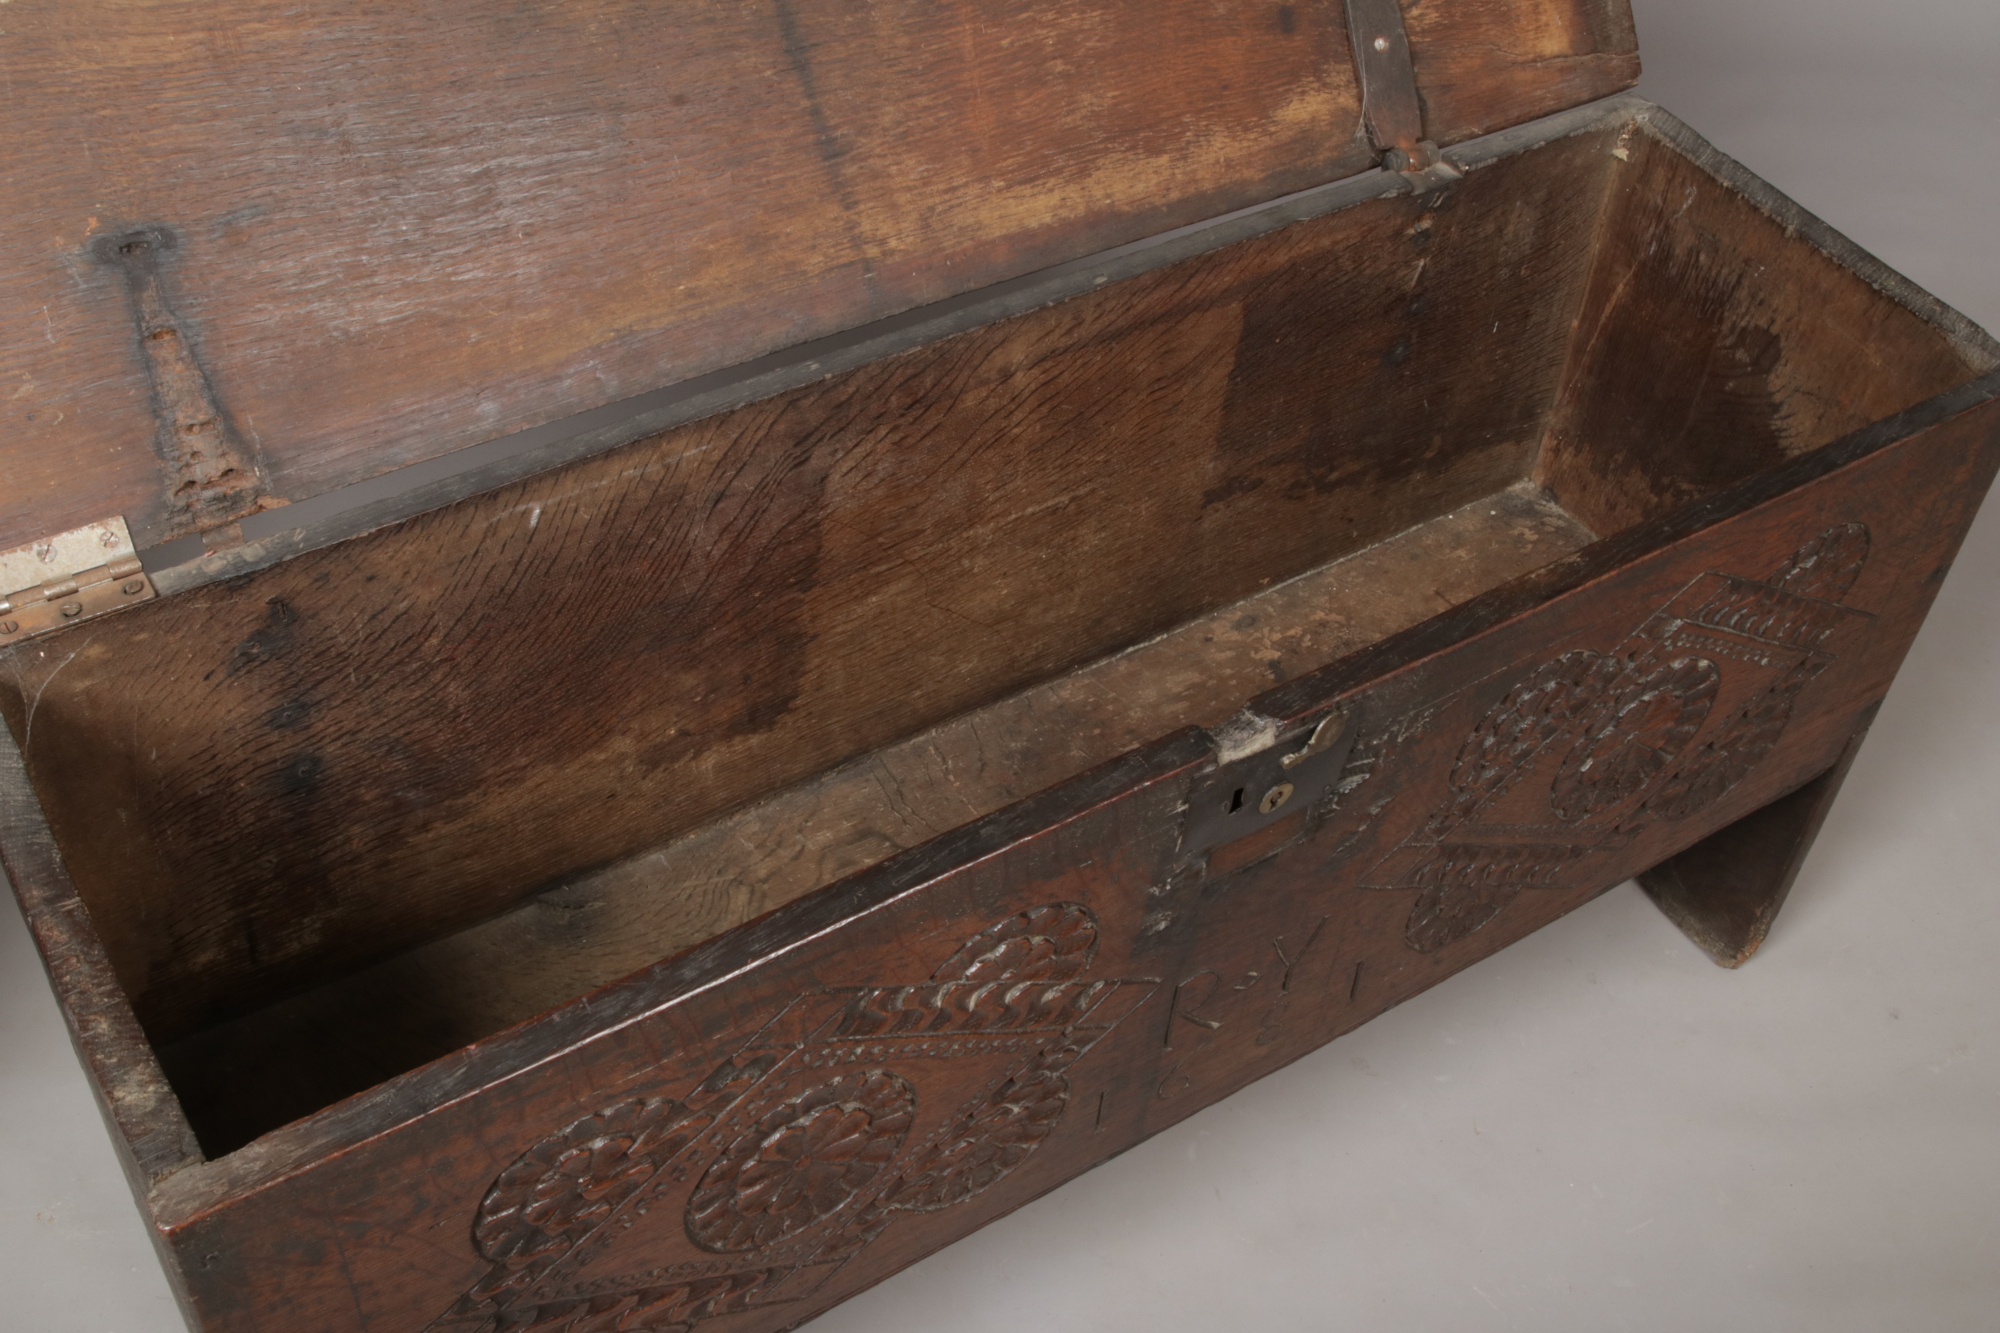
[157,485,1597,1155]
[1,0,1639,552]
[1,129,1621,1043]
[0,725,201,1191]
[142,375,2000,1333]
[1537,123,1981,532]
[0,87,1995,1333]
[13,104,1983,1052]
[1639,702,1878,968]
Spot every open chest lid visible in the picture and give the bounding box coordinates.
[1,0,1638,560]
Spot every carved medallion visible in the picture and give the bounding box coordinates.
[429,903,1154,1333]
[1547,655,1719,822]
[1366,525,1877,952]
[685,1070,917,1253]
[874,1037,1081,1213]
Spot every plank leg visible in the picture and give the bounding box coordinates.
[1638,706,1881,969]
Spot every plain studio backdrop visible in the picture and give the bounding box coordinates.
[4,2,1996,1329]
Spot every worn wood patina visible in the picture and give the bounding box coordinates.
[3,2,1996,1329]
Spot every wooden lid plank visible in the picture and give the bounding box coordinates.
[1,0,1636,550]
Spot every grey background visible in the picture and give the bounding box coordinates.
[5,1,1997,1328]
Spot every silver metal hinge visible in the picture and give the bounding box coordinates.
[0,518,157,646]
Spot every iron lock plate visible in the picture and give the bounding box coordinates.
[1183,708,1361,854]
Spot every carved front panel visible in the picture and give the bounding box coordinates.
[415,526,1882,1333]
[1119,521,1893,1139]
[428,905,1155,1333]
[164,393,2000,1333]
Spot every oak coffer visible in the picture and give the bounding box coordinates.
[3,2,1996,1330]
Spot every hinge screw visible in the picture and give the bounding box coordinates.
[122,579,146,596]
[60,601,84,619]
[0,621,16,635]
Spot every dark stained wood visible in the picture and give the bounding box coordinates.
[0,725,205,1333]
[1639,704,1879,968]
[1408,0,1639,144]
[2,131,1624,1043]
[0,725,201,1188]
[1,76,1996,1333]
[19,101,1987,1054]
[139,371,2000,1333]
[156,485,1597,1155]
[0,0,1640,552]
[1535,117,1989,534]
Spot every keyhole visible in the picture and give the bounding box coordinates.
[1225,787,1246,814]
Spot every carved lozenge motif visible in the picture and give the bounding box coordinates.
[1366,525,1877,952]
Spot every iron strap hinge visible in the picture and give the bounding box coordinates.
[0,518,158,646]
[1343,0,1445,175]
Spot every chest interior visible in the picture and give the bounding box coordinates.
[3,109,1988,1157]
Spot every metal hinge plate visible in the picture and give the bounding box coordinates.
[0,518,157,646]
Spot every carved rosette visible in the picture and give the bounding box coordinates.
[685,1070,916,1253]
[1548,655,1719,822]
[1642,657,1823,822]
[1436,648,1609,832]
[861,903,1099,1212]
[457,1097,713,1313]
[430,902,1153,1333]
[877,1039,1080,1213]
